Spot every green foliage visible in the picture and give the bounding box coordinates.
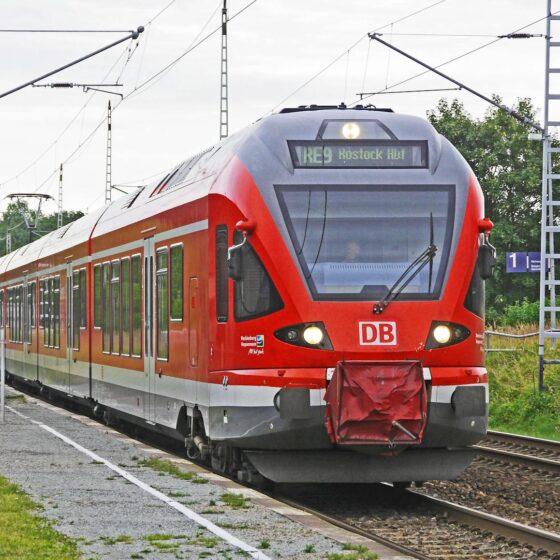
[427,97,547,318]
[137,458,207,483]
[487,333,560,439]
[0,200,84,255]
[220,492,250,509]
[0,475,80,559]
[498,299,540,327]
[328,544,378,560]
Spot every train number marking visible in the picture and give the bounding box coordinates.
[359,321,397,346]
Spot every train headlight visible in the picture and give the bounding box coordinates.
[342,122,360,139]
[274,322,333,350]
[433,325,451,344]
[426,321,471,350]
[303,326,324,345]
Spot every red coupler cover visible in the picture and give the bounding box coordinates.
[325,361,427,445]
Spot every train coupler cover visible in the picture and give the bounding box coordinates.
[325,361,427,448]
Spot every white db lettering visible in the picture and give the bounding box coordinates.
[359,322,397,346]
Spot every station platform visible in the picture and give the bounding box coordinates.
[0,387,413,559]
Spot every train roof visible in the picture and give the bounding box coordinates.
[0,106,450,276]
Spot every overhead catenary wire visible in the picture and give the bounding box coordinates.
[268,0,448,113]
[0,41,132,188]
[14,0,258,204]
[354,11,558,107]
[0,0,182,190]
[368,32,543,131]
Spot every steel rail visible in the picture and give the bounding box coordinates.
[407,488,560,555]
[486,430,560,453]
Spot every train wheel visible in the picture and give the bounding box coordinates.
[211,445,232,474]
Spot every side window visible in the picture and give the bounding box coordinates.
[170,244,183,321]
[93,264,102,328]
[156,248,169,360]
[39,280,45,329]
[131,255,142,357]
[79,269,87,329]
[53,277,60,348]
[232,231,284,322]
[72,271,80,351]
[44,280,51,347]
[121,258,131,356]
[30,282,36,329]
[111,260,121,355]
[102,263,110,352]
[215,225,229,322]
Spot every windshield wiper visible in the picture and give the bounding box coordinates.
[373,213,437,314]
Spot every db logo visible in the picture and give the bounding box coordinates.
[359,321,397,346]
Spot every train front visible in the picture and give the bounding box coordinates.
[208,107,494,483]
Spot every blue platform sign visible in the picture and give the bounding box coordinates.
[506,251,542,273]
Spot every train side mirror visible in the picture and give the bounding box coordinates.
[479,243,496,280]
[228,237,246,281]
[228,219,255,281]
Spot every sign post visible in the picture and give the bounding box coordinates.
[0,328,5,423]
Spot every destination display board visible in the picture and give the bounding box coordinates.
[289,140,428,169]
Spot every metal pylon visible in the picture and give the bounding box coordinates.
[105,100,112,205]
[219,0,228,140]
[57,163,63,229]
[538,0,560,390]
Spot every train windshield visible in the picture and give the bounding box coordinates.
[276,185,455,301]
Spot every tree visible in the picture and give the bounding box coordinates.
[0,201,84,255]
[427,97,545,321]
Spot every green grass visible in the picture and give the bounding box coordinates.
[137,458,207,483]
[328,544,378,560]
[100,534,133,545]
[304,544,315,553]
[486,329,560,441]
[0,474,80,559]
[220,492,250,509]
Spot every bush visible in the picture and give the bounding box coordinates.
[498,299,540,327]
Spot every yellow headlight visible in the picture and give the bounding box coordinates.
[433,325,451,344]
[342,122,360,139]
[303,326,324,345]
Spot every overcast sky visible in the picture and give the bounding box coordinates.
[0,0,550,214]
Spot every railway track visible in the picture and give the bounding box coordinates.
[473,430,560,472]
[274,482,560,560]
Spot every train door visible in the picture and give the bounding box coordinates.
[143,237,156,422]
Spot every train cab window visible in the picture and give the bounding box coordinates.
[102,263,110,353]
[111,260,121,355]
[121,257,131,356]
[215,225,229,322]
[0,289,4,327]
[232,231,284,321]
[156,248,169,360]
[93,264,101,328]
[170,244,183,321]
[131,255,142,357]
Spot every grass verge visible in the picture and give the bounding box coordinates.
[486,327,560,440]
[0,474,80,560]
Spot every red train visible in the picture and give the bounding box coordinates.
[2,106,494,483]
